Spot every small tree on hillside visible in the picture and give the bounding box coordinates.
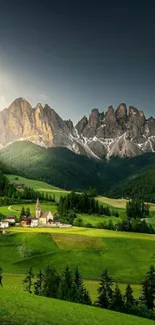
[96,268,113,309]
[20,207,25,217]
[34,269,44,296]
[111,284,124,312]
[140,265,155,310]
[124,284,135,310]
[42,265,60,298]
[126,199,149,220]
[23,267,34,293]
[72,267,91,305]
[58,266,73,301]
[25,207,31,217]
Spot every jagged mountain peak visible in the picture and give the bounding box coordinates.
[0,98,155,159]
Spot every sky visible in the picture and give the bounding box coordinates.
[0,0,155,123]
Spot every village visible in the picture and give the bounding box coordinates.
[0,198,72,231]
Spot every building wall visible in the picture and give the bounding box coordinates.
[0,222,9,228]
[39,217,47,224]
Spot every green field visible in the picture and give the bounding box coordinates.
[1,287,153,325]
[1,228,155,285]
[1,225,155,324]
[77,214,121,226]
[6,174,70,200]
[0,202,58,218]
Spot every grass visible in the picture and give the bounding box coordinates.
[1,228,155,284]
[0,287,154,325]
[6,174,61,191]
[2,273,141,303]
[77,214,121,226]
[6,174,70,200]
[0,202,58,218]
[98,196,155,210]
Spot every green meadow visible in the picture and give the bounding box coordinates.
[1,228,155,285]
[0,202,57,218]
[6,174,70,200]
[1,287,154,325]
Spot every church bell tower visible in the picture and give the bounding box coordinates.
[36,198,41,218]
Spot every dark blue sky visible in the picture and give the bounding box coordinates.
[0,0,154,122]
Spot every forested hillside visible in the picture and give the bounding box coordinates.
[107,167,155,203]
[1,141,155,195]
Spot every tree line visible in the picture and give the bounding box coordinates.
[57,191,119,225]
[22,264,155,321]
[96,266,155,320]
[0,187,56,207]
[23,265,91,306]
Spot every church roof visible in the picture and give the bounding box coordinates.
[40,211,50,218]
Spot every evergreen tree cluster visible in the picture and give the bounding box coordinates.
[23,264,155,321]
[20,187,56,202]
[0,171,16,198]
[0,186,56,209]
[126,199,149,219]
[96,218,155,234]
[96,266,155,320]
[58,191,116,224]
[23,265,91,306]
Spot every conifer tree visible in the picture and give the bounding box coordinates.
[82,288,92,305]
[124,284,134,310]
[58,266,73,301]
[23,267,34,293]
[25,207,31,217]
[111,284,124,311]
[96,269,113,309]
[34,269,44,296]
[43,265,60,298]
[20,206,25,217]
[140,265,155,310]
[71,267,92,305]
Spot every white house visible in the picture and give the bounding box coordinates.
[30,218,39,227]
[0,220,9,228]
[5,216,16,224]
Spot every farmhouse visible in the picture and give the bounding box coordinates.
[31,218,39,227]
[0,220,9,228]
[5,216,16,225]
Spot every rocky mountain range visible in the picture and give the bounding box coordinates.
[0,97,155,159]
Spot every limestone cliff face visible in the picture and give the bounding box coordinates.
[0,97,155,159]
[0,98,74,149]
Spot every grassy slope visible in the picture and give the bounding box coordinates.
[1,228,155,284]
[0,287,154,325]
[0,202,58,218]
[6,174,61,191]
[78,214,121,226]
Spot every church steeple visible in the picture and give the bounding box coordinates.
[36,198,41,218]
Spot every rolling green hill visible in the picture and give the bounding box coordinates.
[2,228,155,284]
[1,141,155,194]
[1,287,153,325]
[6,174,61,191]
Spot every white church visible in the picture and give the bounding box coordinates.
[32,198,54,226]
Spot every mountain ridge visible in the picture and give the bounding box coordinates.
[1,97,155,159]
